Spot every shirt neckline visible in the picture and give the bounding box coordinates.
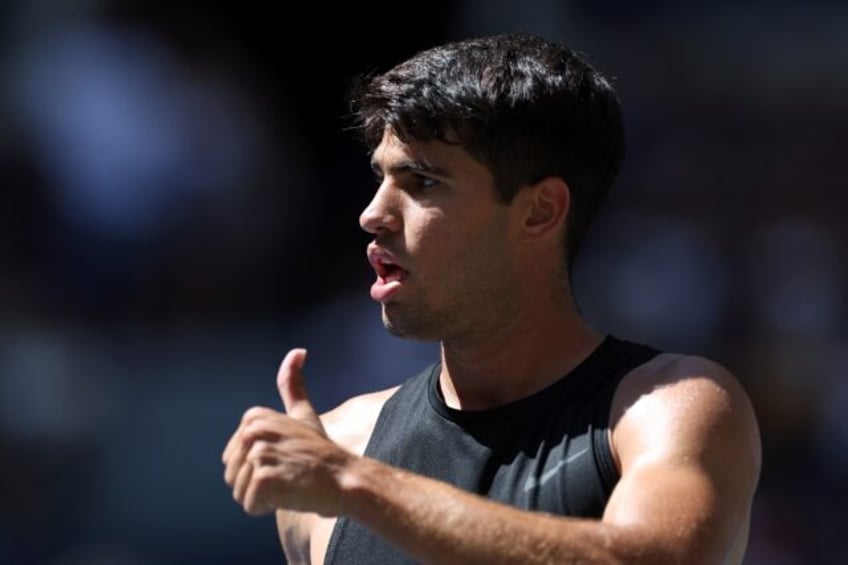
[427,334,618,425]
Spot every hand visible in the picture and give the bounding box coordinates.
[222,348,350,517]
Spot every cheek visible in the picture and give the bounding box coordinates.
[404,209,449,252]
[403,205,510,284]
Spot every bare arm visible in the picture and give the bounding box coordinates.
[602,355,761,562]
[224,351,761,564]
[338,458,643,563]
[331,355,760,564]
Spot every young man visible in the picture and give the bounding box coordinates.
[223,33,761,564]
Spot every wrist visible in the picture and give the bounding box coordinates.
[335,455,384,519]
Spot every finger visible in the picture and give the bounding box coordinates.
[244,465,274,516]
[223,406,277,464]
[245,439,272,465]
[225,422,275,485]
[224,440,246,487]
[241,418,281,444]
[233,460,254,506]
[224,421,251,485]
[277,348,324,432]
[224,428,255,486]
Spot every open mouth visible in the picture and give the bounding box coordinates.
[375,258,408,283]
[368,247,409,302]
[368,247,409,280]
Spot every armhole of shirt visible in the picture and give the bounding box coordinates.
[323,365,436,564]
[592,425,620,498]
[592,339,661,498]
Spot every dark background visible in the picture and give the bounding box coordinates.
[1,1,845,563]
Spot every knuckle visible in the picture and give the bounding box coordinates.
[253,466,275,485]
[242,419,265,436]
[242,406,268,423]
[246,440,269,460]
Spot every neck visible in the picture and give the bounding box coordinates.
[438,292,602,410]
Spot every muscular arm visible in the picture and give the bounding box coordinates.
[226,351,761,564]
[339,458,640,563]
[330,355,760,564]
[602,355,761,562]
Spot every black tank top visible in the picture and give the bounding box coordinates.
[324,335,659,564]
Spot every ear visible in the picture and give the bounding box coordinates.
[520,176,570,240]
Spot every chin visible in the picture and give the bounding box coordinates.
[382,311,439,342]
[383,317,415,339]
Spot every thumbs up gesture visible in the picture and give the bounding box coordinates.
[222,348,349,517]
[277,349,325,433]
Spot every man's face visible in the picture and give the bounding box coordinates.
[361,129,522,343]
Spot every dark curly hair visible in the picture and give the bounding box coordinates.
[350,33,625,269]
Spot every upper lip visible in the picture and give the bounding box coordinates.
[367,244,406,277]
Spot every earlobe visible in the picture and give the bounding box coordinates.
[523,177,570,238]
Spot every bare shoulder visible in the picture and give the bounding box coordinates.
[603,353,762,562]
[612,353,757,424]
[611,352,762,478]
[320,385,401,456]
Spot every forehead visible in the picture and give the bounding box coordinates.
[371,128,493,183]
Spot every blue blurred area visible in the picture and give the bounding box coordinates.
[1,1,845,563]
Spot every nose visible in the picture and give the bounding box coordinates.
[359,183,402,234]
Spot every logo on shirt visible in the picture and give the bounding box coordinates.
[523,447,590,492]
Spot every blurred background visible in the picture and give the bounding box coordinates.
[1,0,845,563]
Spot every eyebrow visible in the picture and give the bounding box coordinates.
[370,158,452,179]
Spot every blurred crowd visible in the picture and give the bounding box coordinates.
[1,1,845,563]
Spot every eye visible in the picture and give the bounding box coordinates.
[412,174,439,190]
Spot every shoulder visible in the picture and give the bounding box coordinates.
[613,353,750,412]
[612,353,756,426]
[320,386,401,456]
[611,352,761,479]
[601,352,761,562]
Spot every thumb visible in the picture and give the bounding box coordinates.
[277,348,325,433]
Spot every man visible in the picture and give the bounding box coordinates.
[223,33,761,564]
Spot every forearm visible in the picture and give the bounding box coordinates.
[337,457,654,565]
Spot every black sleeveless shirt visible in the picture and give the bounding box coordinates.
[325,335,659,564]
